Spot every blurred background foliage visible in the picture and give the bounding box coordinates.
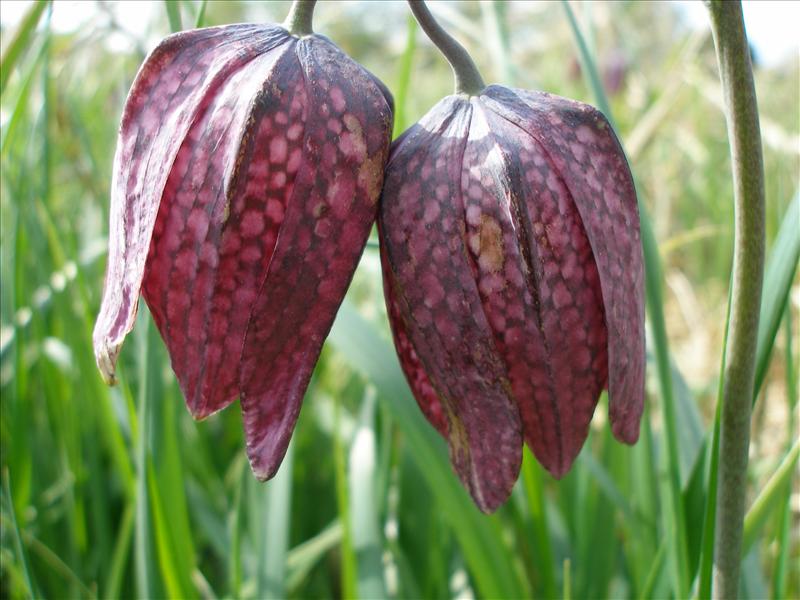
[0,1,797,599]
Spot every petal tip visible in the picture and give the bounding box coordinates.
[611,417,641,445]
[95,342,120,386]
[246,447,280,482]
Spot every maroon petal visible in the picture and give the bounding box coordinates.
[239,36,393,480]
[93,24,290,385]
[379,246,448,437]
[482,86,645,444]
[142,42,305,418]
[465,101,608,476]
[379,97,522,513]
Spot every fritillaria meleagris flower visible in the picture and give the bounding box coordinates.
[379,86,644,512]
[93,20,393,480]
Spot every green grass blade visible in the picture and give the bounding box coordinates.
[104,501,135,599]
[148,392,197,599]
[349,391,387,600]
[560,0,611,119]
[0,37,47,157]
[262,440,294,599]
[286,520,344,593]
[0,0,48,95]
[638,538,668,600]
[227,464,246,598]
[741,439,799,555]
[561,3,690,595]
[21,529,96,598]
[520,449,557,599]
[134,312,161,600]
[773,308,796,599]
[392,14,417,138]
[696,404,721,600]
[2,468,36,598]
[696,283,732,598]
[480,0,514,85]
[194,0,208,28]
[753,192,800,399]
[334,392,358,599]
[148,459,191,599]
[164,0,182,33]
[329,301,528,599]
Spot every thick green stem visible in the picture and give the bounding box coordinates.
[407,0,486,96]
[283,0,316,36]
[707,2,765,598]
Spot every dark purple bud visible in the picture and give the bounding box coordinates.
[93,24,393,480]
[379,86,644,513]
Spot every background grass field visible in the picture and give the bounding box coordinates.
[1,1,798,598]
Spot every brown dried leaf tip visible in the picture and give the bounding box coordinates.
[92,24,393,480]
[379,86,644,513]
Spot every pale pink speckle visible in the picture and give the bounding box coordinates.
[576,125,594,144]
[240,245,262,264]
[270,138,287,163]
[330,87,346,113]
[466,205,481,226]
[327,118,343,134]
[287,124,303,141]
[271,171,286,187]
[287,148,302,173]
[175,249,198,276]
[200,242,219,268]
[234,287,257,307]
[241,211,265,237]
[423,202,440,224]
[266,198,284,223]
[552,282,572,309]
[329,174,355,219]
[186,208,208,241]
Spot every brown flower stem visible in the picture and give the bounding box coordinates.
[707,2,765,598]
[284,0,316,36]
[406,0,486,96]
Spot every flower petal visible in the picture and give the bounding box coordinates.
[379,97,522,513]
[239,36,393,480]
[142,41,302,418]
[379,247,448,436]
[482,86,645,444]
[466,101,608,476]
[93,24,290,385]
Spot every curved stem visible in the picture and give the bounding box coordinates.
[707,2,765,598]
[283,0,316,36]
[407,0,486,96]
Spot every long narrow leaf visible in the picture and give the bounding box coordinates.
[0,0,48,95]
[329,301,528,599]
[334,392,358,599]
[392,14,417,138]
[262,441,294,599]
[697,284,733,599]
[754,192,800,399]
[2,469,36,598]
[741,439,800,554]
[349,391,387,600]
[561,2,690,595]
[164,0,182,33]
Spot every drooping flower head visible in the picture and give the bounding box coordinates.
[93,7,393,480]
[379,2,644,513]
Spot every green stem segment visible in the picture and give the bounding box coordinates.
[407,0,486,96]
[284,0,316,36]
[707,2,765,598]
